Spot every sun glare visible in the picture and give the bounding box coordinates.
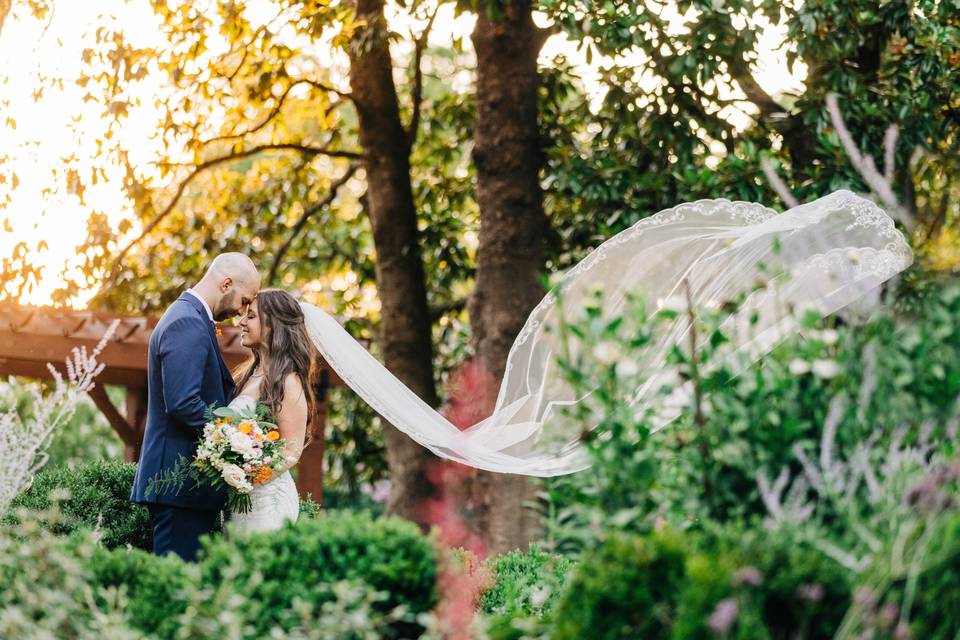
[0,1,803,308]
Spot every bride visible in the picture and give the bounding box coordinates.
[227,289,320,533]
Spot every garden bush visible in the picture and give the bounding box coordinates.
[672,528,853,639]
[0,506,136,638]
[200,510,439,636]
[88,544,194,639]
[2,506,441,639]
[551,528,689,640]
[542,525,853,640]
[480,544,574,617]
[8,459,151,550]
[904,511,960,639]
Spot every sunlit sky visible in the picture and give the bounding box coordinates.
[0,1,804,307]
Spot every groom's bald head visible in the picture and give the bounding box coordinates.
[196,252,261,321]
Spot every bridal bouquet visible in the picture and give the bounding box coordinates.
[148,401,294,513]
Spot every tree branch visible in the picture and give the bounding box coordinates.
[826,93,916,229]
[405,3,440,151]
[883,124,899,184]
[218,8,286,82]
[102,143,364,289]
[302,79,353,100]
[646,32,736,153]
[200,79,351,145]
[760,155,800,208]
[429,296,467,321]
[268,162,359,285]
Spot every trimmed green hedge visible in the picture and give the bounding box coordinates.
[8,459,151,550]
[88,544,193,639]
[552,529,689,640]
[200,510,438,636]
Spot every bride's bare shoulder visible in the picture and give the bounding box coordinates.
[282,373,306,403]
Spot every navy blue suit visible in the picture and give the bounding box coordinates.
[130,292,236,561]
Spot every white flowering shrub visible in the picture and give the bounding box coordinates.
[0,321,118,513]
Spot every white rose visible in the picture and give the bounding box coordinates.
[788,359,811,375]
[711,0,725,9]
[221,463,248,489]
[592,341,621,365]
[228,431,257,460]
[812,359,841,379]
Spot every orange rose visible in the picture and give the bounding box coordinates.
[239,423,253,434]
[267,431,280,441]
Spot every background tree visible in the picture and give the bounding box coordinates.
[63,0,475,526]
[462,0,552,553]
[539,0,959,272]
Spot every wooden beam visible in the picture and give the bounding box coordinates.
[0,330,144,370]
[87,384,138,448]
[0,358,146,388]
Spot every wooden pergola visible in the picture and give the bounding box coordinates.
[0,303,338,503]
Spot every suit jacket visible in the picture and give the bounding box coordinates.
[130,293,236,510]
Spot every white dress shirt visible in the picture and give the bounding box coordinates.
[185,288,214,323]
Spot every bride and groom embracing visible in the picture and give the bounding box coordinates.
[130,253,318,562]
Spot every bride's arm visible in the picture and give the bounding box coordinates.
[273,374,308,473]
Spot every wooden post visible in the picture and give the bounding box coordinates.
[295,404,326,506]
[295,371,328,506]
[125,387,148,462]
[88,385,138,459]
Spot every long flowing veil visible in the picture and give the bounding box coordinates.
[300,190,913,477]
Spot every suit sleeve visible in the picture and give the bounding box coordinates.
[158,317,212,429]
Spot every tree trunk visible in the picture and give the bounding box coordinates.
[347,0,439,526]
[469,0,550,554]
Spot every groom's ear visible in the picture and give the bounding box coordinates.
[220,276,234,292]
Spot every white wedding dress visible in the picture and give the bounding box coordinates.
[225,395,299,533]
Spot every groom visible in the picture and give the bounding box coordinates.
[130,253,260,562]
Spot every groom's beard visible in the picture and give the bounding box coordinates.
[213,291,239,322]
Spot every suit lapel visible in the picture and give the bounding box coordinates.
[178,292,236,398]
[206,320,237,398]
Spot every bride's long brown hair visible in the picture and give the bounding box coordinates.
[233,289,323,444]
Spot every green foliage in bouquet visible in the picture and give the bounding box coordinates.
[7,459,150,550]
